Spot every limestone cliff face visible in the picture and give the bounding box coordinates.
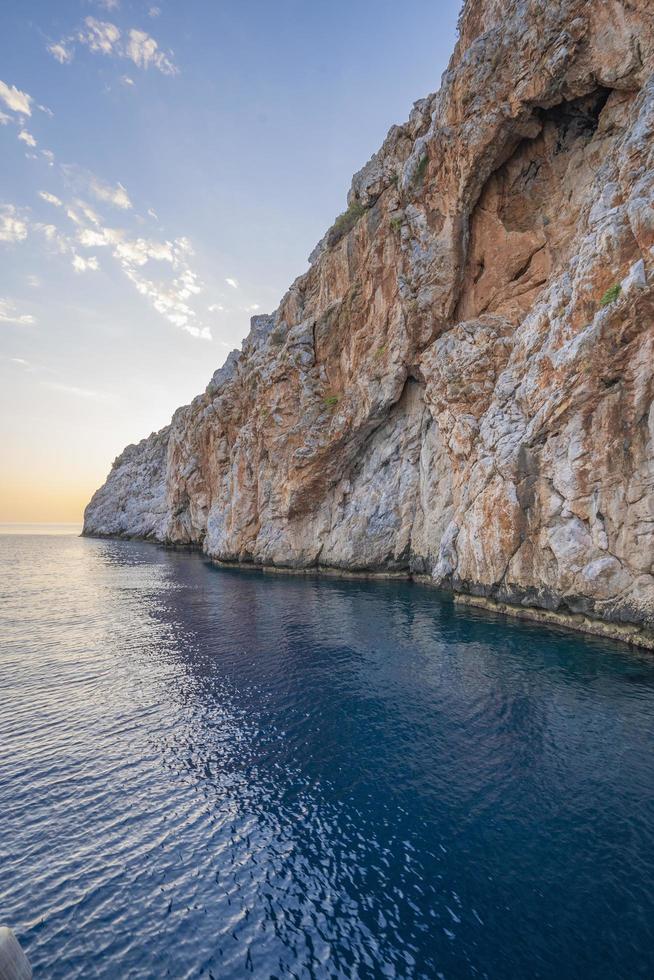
[85,0,654,647]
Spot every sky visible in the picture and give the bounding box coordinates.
[0,0,461,523]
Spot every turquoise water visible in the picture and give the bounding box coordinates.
[1,529,653,979]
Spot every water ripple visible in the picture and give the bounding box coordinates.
[1,533,653,978]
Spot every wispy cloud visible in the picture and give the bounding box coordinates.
[114,235,174,264]
[34,213,100,275]
[18,129,37,148]
[10,357,30,366]
[35,222,66,250]
[61,166,133,212]
[69,200,102,226]
[0,205,28,243]
[125,29,176,74]
[79,18,121,55]
[53,190,211,338]
[225,277,238,289]
[48,42,73,65]
[72,253,100,273]
[0,111,11,125]
[0,298,35,325]
[148,6,161,18]
[77,227,107,247]
[49,18,178,76]
[4,165,209,340]
[39,191,63,207]
[88,175,132,210]
[117,237,210,338]
[0,80,32,116]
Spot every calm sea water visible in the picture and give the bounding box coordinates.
[1,528,653,979]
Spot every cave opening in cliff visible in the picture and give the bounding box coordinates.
[456,87,614,324]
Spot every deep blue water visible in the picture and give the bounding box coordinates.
[1,530,653,980]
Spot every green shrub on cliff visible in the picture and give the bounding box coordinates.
[327,201,368,247]
[599,283,621,307]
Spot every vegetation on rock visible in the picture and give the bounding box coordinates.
[326,201,368,247]
[599,283,622,307]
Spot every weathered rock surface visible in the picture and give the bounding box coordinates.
[85,0,654,648]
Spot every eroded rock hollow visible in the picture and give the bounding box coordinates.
[84,0,654,648]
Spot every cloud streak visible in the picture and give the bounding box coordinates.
[39,191,63,207]
[60,166,133,212]
[18,129,37,148]
[1,162,210,339]
[125,29,176,74]
[89,175,132,210]
[0,80,32,116]
[0,205,28,243]
[48,43,73,65]
[49,18,178,76]
[72,253,100,273]
[58,187,211,338]
[79,18,121,55]
[0,298,35,325]
[110,233,210,338]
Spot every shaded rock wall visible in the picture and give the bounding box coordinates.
[85,0,654,646]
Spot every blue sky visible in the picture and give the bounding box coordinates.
[0,0,461,521]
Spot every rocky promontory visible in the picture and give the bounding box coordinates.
[85,0,654,649]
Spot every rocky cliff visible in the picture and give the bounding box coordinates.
[85,0,654,649]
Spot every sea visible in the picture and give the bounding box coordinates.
[1,525,653,978]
